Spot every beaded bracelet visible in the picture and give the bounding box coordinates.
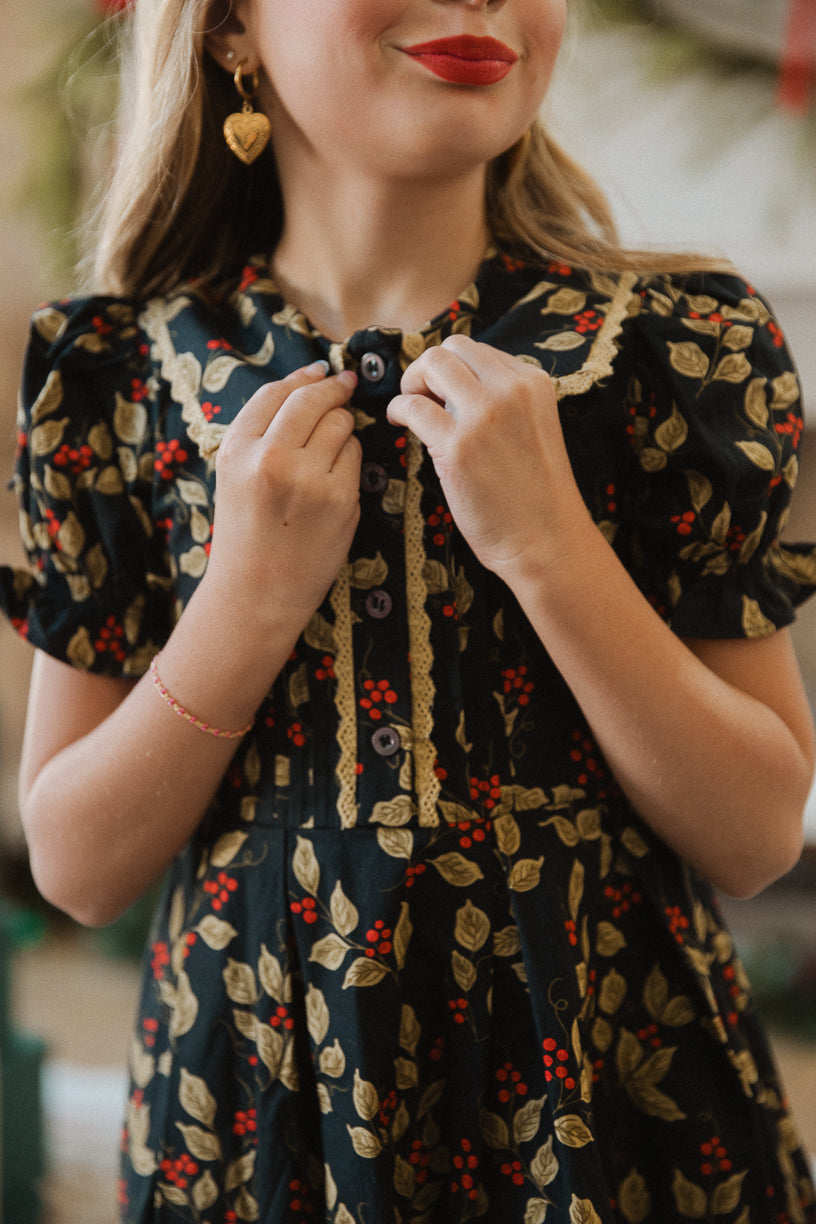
[149,655,254,740]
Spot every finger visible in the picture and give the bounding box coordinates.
[304,403,358,468]
[399,344,481,420]
[387,392,457,451]
[436,334,536,388]
[330,433,363,484]
[264,369,358,449]
[227,362,333,439]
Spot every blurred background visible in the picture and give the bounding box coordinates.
[0,0,814,1221]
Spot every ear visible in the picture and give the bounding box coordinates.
[204,0,260,74]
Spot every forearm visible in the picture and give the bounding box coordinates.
[506,512,815,898]
[21,577,304,926]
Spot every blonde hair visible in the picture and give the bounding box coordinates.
[87,0,725,298]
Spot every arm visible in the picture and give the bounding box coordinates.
[19,362,361,926]
[388,336,816,898]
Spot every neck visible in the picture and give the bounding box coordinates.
[270,161,492,340]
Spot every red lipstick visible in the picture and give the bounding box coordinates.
[402,35,518,86]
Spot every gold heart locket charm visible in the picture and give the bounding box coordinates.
[224,62,271,166]
[224,106,271,165]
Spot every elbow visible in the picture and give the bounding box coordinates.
[716,742,815,900]
[27,847,121,928]
[714,795,810,901]
[717,829,804,900]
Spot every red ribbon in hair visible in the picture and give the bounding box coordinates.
[777,0,816,112]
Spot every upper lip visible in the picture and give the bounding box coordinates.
[402,35,518,62]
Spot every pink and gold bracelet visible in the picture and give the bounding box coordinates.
[149,655,254,740]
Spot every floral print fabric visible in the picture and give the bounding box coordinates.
[2,253,816,1224]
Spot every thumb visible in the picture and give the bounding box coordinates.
[386,392,457,450]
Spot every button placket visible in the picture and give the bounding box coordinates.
[366,589,392,620]
[371,726,401,757]
[361,462,388,494]
[360,351,387,384]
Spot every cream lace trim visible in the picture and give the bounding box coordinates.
[404,429,441,827]
[140,299,226,465]
[330,563,359,828]
[553,272,640,400]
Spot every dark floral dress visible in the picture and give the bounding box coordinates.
[3,252,816,1224]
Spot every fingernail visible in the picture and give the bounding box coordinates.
[308,359,331,375]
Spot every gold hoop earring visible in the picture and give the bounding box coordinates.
[223,59,271,165]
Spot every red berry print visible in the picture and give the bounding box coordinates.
[449,997,469,1025]
[495,1061,528,1104]
[573,309,603,335]
[290,897,318,925]
[378,1089,399,1128]
[159,1152,199,1189]
[427,504,453,547]
[239,266,259,293]
[453,819,492,850]
[666,905,690,945]
[201,400,222,422]
[142,1017,159,1048]
[44,508,62,543]
[92,314,113,338]
[501,1159,526,1188]
[364,919,393,958]
[359,678,398,721]
[232,1107,258,1139]
[53,442,94,474]
[451,1138,480,1201]
[775,411,803,449]
[502,665,534,706]
[270,1005,294,1031]
[315,655,336,681]
[637,1022,663,1051]
[93,609,126,660]
[94,614,127,663]
[468,773,502,811]
[151,941,169,980]
[203,871,238,912]
[287,721,306,747]
[569,730,607,795]
[542,1038,576,1090]
[405,863,427,889]
[409,1138,432,1184]
[602,880,643,920]
[671,510,696,537]
[288,1176,318,1220]
[699,1136,733,1178]
[154,439,189,481]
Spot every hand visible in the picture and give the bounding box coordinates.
[387,336,588,581]
[206,361,361,627]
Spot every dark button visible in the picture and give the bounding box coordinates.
[366,589,392,620]
[361,462,388,493]
[371,726,401,757]
[360,352,387,383]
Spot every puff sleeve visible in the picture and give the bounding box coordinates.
[621,272,816,638]
[0,297,173,675]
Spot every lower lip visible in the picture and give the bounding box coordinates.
[404,53,514,86]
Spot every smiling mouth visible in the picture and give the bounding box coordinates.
[402,35,518,86]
